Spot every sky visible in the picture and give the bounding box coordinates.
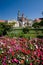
[0,0,43,20]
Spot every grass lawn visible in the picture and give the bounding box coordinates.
[7,28,43,38]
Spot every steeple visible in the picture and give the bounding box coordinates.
[22,13,24,17]
[18,10,20,16]
[17,10,20,20]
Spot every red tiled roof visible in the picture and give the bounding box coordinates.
[0,20,5,22]
[34,18,43,23]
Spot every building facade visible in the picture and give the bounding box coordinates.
[8,20,19,27]
[17,11,33,27]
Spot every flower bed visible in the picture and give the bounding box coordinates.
[0,37,43,65]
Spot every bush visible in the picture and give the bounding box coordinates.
[0,22,12,36]
[7,32,15,38]
[0,30,3,36]
[0,23,4,36]
[37,35,43,38]
[22,27,29,34]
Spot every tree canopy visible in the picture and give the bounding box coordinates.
[0,22,15,36]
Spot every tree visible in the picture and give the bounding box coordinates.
[22,27,29,34]
[8,22,16,26]
[39,20,43,26]
[0,22,15,36]
[32,22,40,28]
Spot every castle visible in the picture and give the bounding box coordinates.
[0,11,33,27]
[17,10,33,27]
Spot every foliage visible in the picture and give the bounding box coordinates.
[0,22,5,36]
[8,22,16,26]
[37,35,43,38]
[33,20,43,28]
[0,22,13,36]
[22,27,29,34]
[7,28,43,38]
[39,20,43,26]
[32,22,40,28]
[19,32,24,38]
[7,32,15,38]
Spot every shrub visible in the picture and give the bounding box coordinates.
[0,22,12,36]
[22,27,29,34]
[37,35,43,38]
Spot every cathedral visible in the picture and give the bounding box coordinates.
[17,10,33,27]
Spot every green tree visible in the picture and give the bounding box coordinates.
[22,27,29,34]
[39,20,43,26]
[32,22,40,28]
[0,22,15,36]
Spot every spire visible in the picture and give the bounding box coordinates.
[17,10,20,21]
[17,10,20,17]
[22,13,24,17]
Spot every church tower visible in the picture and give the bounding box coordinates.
[17,10,20,21]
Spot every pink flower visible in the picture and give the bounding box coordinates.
[12,59,14,63]
[4,57,6,61]
[2,62,7,65]
[34,51,36,55]
[30,63,32,65]
[41,57,43,60]
[3,56,6,62]
[37,52,40,57]
[9,48,13,52]
[14,58,19,63]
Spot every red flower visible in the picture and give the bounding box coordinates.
[27,50,30,54]
[24,50,30,55]
[21,49,30,55]
[37,52,40,57]
[11,51,15,56]
[21,49,25,53]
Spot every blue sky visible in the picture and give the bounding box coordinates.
[0,0,43,20]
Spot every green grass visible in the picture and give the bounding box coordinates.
[6,28,43,38]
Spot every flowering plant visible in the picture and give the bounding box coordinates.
[0,37,43,65]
